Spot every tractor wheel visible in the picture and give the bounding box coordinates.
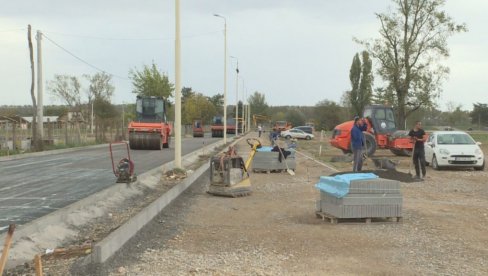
[363,132,377,156]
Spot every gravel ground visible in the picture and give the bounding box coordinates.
[11,132,485,275]
[85,132,487,276]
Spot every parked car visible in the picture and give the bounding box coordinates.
[424,131,485,170]
[280,128,314,140]
[294,125,314,134]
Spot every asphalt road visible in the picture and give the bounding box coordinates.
[0,134,227,233]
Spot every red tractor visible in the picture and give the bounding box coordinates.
[128,96,172,150]
[329,105,413,156]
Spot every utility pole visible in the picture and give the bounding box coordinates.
[214,14,227,143]
[91,101,94,135]
[36,30,44,143]
[230,56,239,136]
[174,0,182,168]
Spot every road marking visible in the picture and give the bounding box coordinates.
[295,151,339,172]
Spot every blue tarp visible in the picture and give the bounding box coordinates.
[256,146,274,152]
[315,173,378,198]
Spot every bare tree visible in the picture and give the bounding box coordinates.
[48,75,83,144]
[27,25,41,151]
[356,0,466,129]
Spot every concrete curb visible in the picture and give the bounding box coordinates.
[90,135,245,264]
[1,137,234,267]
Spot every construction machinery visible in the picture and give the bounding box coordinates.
[109,141,137,183]
[252,114,271,128]
[211,116,224,137]
[192,119,204,137]
[128,96,172,150]
[226,118,237,134]
[329,105,414,156]
[207,138,261,197]
[273,120,292,133]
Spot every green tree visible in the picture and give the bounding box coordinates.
[349,51,373,116]
[182,93,217,125]
[94,98,119,142]
[470,103,488,129]
[285,108,305,127]
[349,53,361,115]
[357,0,466,129]
[248,91,269,117]
[84,72,115,135]
[314,100,345,131]
[208,93,224,113]
[130,62,174,100]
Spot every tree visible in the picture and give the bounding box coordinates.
[208,93,224,112]
[285,108,305,127]
[349,53,361,115]
[129,62,174,100]
[84,72,115,134]
[27,24,41,151]
[84,72,114,102]
[314,100,346,131]
[182,93,217,125]
[357,0,466,129]
[93,98,119,142]
[248,91,268,117]
[48,75,83,143]
[470,103,488,129]
[48,75,82,107]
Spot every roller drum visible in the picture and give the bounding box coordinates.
[129,132,162,150]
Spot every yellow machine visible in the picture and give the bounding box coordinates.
[207,138,261,197]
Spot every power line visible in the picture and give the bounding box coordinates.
[42,34,130,80]
[0,28,26,33]
[43,30,221,41]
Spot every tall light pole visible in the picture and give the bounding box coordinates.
[241,77,246,133]
[230,56,239,136]
[175,0,182,168]
[214,14,227,143]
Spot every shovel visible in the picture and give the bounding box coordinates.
[276,145,295,176]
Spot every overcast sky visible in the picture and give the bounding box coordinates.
[1,0,487,111]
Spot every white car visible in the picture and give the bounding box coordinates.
[280,128,314,140]
[424,131,485,170]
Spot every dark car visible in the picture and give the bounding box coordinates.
[294,126,313,134]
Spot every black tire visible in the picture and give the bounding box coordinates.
[432,155,441,170]
[305,135,311,140]
[285,135,292,139]
[474,160,485,171]
[363,132,377,156]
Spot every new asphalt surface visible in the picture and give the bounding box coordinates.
[0,135,225,233]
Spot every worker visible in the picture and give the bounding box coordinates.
[258,125,263,137]
[408,121,427,181]
[351,116,367,172]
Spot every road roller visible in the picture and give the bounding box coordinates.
[128,96,172,150]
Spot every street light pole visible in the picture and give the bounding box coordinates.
[214,14,227,143]
[175,0,182,168]
[230,56,239,136]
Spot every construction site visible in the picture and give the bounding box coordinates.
[1,129,487,276]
